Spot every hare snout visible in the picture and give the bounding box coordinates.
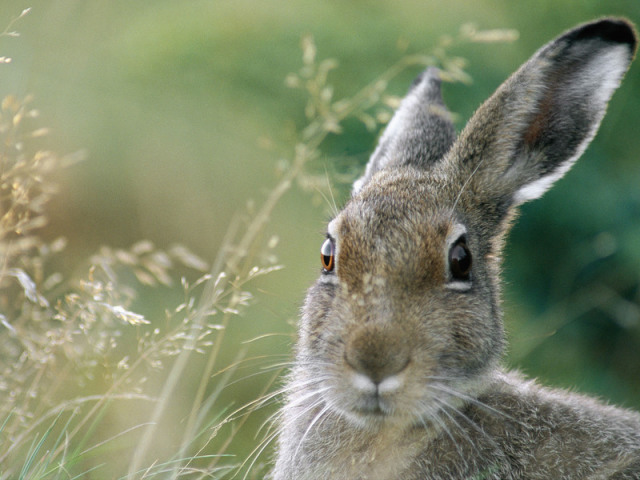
[351,371,404,396]
[341,326,412,414]
[344,326,410,383]
[347,371,406,418]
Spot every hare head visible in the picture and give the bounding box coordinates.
[290,18,637,434]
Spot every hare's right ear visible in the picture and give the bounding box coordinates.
[449,18,637,215]
[353,67,456,194]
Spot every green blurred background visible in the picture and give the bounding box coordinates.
[2,0,640,474]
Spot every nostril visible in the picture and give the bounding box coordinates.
[345,332,410,384]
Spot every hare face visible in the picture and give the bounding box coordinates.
[292,19,637,432]
[300,167,504,429]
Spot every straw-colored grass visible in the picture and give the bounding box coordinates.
[0,10,516,478]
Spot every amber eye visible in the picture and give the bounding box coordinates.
[321,238,335,273]
[449,236,472,281]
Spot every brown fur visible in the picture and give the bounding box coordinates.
[272,19,640,479]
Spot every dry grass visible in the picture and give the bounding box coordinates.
[0,10,516,478]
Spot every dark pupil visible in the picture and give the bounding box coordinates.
[450,242,471,280]
[321,238,335,272]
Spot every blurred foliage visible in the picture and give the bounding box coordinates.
[0,0,639,477]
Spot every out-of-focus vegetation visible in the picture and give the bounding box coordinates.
[0,1,639,478]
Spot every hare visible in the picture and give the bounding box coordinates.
[272,18,639,480]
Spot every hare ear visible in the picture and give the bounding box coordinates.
[451,18,637,209]
[353,67,456,194]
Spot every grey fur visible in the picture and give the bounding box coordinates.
[353,67,456,194]
[272,18,639,480]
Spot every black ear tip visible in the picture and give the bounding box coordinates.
[574,18,638,51]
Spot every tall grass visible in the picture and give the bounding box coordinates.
[0,10,517,478]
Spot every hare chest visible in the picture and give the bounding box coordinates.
[304,424,426,480]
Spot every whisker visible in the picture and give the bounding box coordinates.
[432,396,485,460]
[283,386,332,420]
[238,427,281,480]
[418,405,465,461]
[292,402,332,464]
[320,166,340,218]
[253,380,331,440]
[221,365,288,391]
[249,385,333,479]
[229,370,328,417]
[430,382,523,427]
[256,406,284,441]
[450,155,487,213]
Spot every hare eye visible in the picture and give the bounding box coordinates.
[321,238,335,273]
[449,237,472,281]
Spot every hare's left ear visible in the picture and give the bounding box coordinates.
[450,18,637,210]
[353,67,456,194]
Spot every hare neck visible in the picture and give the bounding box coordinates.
[277,408,426,480]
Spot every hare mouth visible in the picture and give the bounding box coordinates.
[339,397,397,427]
[346,394,394,419]
[353,400,387,417]
[329,371,412,425]
[333,372,473,427]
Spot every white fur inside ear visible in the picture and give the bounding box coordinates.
[514,45,631,205]
[514,158,575,203]
[585,45,630,112]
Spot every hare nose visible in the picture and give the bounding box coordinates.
[345,328,410,384]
